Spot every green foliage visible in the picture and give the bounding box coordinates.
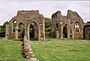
[0,39,26,61]
[0,26,5,37]
[0,21,8,35]
[45,18,52,28]
[45,27,52,32]
[45,18,52,32]
[13,22,16,32]
[0,21,9,36]
[31,38,90,61]
[0,26,5,32]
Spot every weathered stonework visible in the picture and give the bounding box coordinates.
[52,10,84,39]
[23,35,39,61]
[5,10,45,41]
[5,10,90,40]
[84,22,90,40]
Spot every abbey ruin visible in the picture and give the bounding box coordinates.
[5,10,90,40]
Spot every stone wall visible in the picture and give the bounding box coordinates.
[23,36,39,61]
[84,22,90,40]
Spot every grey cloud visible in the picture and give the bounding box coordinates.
[0,1,90,25]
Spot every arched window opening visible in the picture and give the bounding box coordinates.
[18,23,24,39]
[13,20,16,32]
[75,22,80,32]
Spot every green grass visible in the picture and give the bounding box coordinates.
[31,38,90,61]
[0,38,90,61]
[0,38,26,61]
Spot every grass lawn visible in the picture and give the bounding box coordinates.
[0,38,26,61]
[31,38,90,61]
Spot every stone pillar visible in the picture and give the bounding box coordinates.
[72,28,74,39]
[67,27,70,40]
[81,27,83,39]
[5,24,9,38]
[67,19,70,40]
[56,31,59,38]
[15,25,18,39]
[42,18,45,41]
[38,28,41,41]
[11,23,13,34]
[27,26,30,40]
[34,30,37,39]
[61,25,63,39]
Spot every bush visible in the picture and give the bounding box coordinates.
[45,27,52,32]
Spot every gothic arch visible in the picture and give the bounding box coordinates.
[27,21,40,41]
[73,21,82,39]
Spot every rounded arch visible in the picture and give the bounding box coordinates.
[27,20,40,41]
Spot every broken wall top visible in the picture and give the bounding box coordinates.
[17,10,39,15]
[16,10,43,22]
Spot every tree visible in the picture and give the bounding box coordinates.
[44,18,52,32]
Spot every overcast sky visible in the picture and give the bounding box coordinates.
[0,0,90,25]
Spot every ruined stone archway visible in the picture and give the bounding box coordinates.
[28,21,40,41]
[5,10,45,41]
[52,10,84,39]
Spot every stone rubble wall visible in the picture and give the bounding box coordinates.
[23,36,39,61]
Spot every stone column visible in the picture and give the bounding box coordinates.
[56,31,59,38]
[81,27,83,39]
[38,28,41,41]
[67,27,70,40]
[5,24,9,38]
[34,30,37,39]
[27,27,30,40]
[42,18,45,41]
[72,28,74,39]
[15,25,18,39]
[67,19,70,40]
[11,23,13,34]
[61,25,63,39]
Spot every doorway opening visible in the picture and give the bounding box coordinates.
[28,22,39,41]
[18,23,24,40]
[89,33,90,40]
[63,24,67,38]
